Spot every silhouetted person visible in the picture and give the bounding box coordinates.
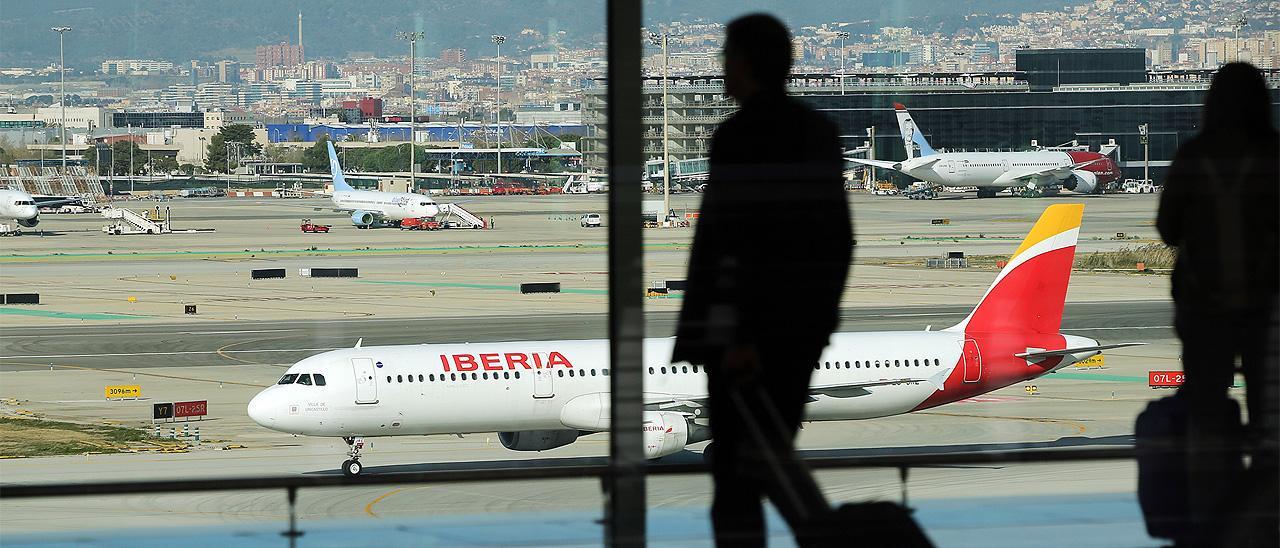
[672,14,852,547]
[1156,62,1279,546]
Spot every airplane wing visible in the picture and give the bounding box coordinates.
[1006,158,1102,183]
[641,369,951,416]
[845,157,902,170]
[32,197,84,209]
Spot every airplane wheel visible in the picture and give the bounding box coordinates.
[342,459,362,477]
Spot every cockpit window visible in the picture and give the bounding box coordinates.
[314,374,326,386]
[15,200,35,205]
[297,374,313,386]
[419,202,429,206]
[277,374,299,385]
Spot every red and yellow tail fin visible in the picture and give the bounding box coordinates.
[949,204,1084,335]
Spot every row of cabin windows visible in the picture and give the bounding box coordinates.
[387,369,612,384]
[277,373,326,386]
[649,365,701,375]
[816,358,941,370]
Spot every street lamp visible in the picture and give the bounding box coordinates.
[835,31,850,95]
[396,30,424,185]
[51,26,72,171]
[128,124,134,193]
[492,34,506,176]
[647,31,671,221]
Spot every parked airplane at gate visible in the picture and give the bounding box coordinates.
[326,142,441,228]
[249,204,1138,476]
[0,188,79,232]
[847,104,1120,197]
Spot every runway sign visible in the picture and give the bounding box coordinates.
[521,282,561,294]
[251,268,286,279]
[1148,370,1185,388]
[174,400,208,418]
[1073,355,1106,368]
[153,402,174,420]
[2,293,40,305]
[105,385,142,400]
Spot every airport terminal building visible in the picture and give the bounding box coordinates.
[582,49,1280,182]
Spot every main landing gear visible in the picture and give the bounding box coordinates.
[341,436,366,476]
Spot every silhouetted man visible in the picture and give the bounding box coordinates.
[672,13,853,547]
[1156,62,1279,546]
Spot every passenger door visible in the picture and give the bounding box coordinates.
[533,369,554,399]
[351,358,378,404]
[962,339,982,383]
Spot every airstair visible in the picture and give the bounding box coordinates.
[101,206,170,235]
[436,203,486,229]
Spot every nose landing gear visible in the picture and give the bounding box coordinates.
[341,436,365,476]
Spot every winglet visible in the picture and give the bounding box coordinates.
[354,338,363,348]
[893,102,907,111]
[327,141,354,192]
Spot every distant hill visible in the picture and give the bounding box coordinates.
[0,0,1081,68]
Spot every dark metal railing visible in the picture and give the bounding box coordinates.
[0,446,1135,544]
[0,446,1133,499]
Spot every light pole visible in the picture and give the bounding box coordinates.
[492,34,506,176]
[836,31,850,95]
[1138,123,1149,183]
[1231,17,1248,63]
[647,31,671,222]
[51,26,72,171]
[396,30,424,185]
[128,124,135,193]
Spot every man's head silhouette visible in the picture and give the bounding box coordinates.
[1202,62,1275,137]
[723,13,792,101]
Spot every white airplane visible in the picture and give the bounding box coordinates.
[326,142,441,228]
[249,204,1139,476]
[0,188,79,232]
[847,103,1120,197]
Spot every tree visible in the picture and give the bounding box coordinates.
[109,141,144,175]
[150,155,179,175]
[204,124,262,173]
[302,135,331,173]
[179,163,197,176]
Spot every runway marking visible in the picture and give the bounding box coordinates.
[1,348,337,359]
[918,411,1088,434]
[0,308,144,321]
[0,329,301,339]
[364,487,407,517]
[0,361,268,387]
[216,338,292,366]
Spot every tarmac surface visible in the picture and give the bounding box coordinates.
[0,191,1186,542]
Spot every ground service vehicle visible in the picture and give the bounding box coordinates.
[581,213,602,228]
[300,219,331,233]
[400,218,442,231]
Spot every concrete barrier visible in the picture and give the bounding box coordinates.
[2,293,40,305]
[520,282,561,294]
[250,268,286,279]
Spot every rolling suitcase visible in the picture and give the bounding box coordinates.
[729,384,934,547]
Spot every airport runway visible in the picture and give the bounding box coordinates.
[0,301,1172,371]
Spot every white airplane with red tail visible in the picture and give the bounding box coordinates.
[249,204,1137,476]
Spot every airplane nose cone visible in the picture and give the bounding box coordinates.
[247,391,275,427]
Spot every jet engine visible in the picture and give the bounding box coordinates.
[17,217,38,228]
[498,429,579,451]
[350,210,375,227]
[1064,170,1099,194]
[643,411,692,459]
